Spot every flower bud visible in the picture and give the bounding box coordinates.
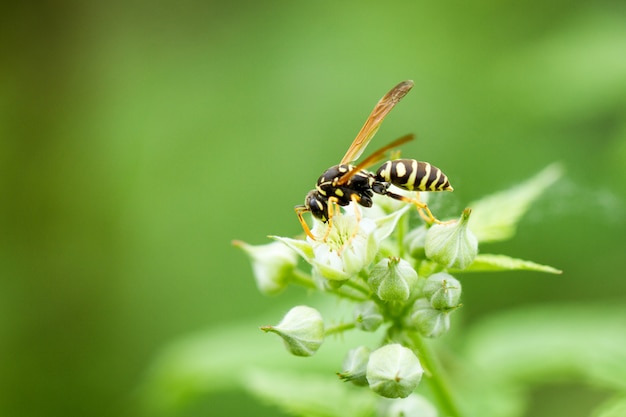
[409,298,451,338]
[354,301,384,332]
[422,272,462,310]
[381,394,438,417]
[261,306,324,357]
[337,346,371,386]
[366,344,423,398]
[425,208,478,270]
[368,257,418,302]
[233,240,297,295]
[403,225,428,260]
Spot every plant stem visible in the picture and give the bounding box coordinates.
[344,277,370,295]
[330,287,369,302]
[407,331,461,417]
[325,322,356,336]
[291,269,317,289]
[396,210,409,259]
[292,269,367,301]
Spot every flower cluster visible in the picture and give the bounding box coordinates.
[235,164,562,411]
[236,191,475,400]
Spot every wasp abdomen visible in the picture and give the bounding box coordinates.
[376,159,452,192]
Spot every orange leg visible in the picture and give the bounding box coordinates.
[325,195,366,254]
[383,190,442,224]
[337,194,363,254]
[322,196,341,242]
[295,206,316,240]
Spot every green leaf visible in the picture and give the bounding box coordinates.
[457,303,626,417]
[592,395,626,417]
[244,369,376,417]
[468,163,564,243]
[455,253,562,274]
[463,303,626,391]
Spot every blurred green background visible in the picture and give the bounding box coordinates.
[1,1,625,416]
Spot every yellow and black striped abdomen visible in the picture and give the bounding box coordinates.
[375,159,453,192]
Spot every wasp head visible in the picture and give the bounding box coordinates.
[304,190,329,223]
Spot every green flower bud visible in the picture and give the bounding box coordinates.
[409,298,451,338]
[425,208,478,270]
[368,257,418,302]
[422,272,462,310]
[403,225,428,260]
[337,346,371,386]
[233,240,297,295]
[381,394,438,417]
[261,306,324,357]
[354,301,384,332]
[366,344,423,398]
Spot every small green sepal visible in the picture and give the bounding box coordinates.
[403,225,428,260]
[422,272,462,310]
[337,346,371,386]
[354,301,384,332]
[409,298,451,338]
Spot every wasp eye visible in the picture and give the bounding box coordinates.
[306,192,329,222]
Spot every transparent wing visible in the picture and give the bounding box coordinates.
[335,134,414,186]
[340,80,414,165]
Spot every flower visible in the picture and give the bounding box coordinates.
[403,225,428,260]
[232,240,298,295]
[422,272,462,310]
[408,298,451,338]
[354,301,384,332]
[261,306,324,357]
[381,394,439,417]
[337,346,371,386]
[272,205,409,285]
[368,257,418,302]
[366,343,423,398]
[425,208,478,269]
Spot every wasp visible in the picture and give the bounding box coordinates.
[295,80,453,240]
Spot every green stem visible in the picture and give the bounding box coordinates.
[291,269,317,289]
[292,269,368,301]
[407,331,461,417]
[330,287,369,302]
[396,209,409,259]
[325,322,356,336]
[344,277,370,295]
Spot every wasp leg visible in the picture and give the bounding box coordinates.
[336,194,363,254]
[382,190,442,224]
[295,205,316,240]
[322,196,341,242]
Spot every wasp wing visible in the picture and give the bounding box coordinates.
[339,80,414,165]
[335,134,414,186]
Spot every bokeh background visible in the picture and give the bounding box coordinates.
[1,1,625,417]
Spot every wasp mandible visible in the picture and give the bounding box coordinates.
[295,80,453,240]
